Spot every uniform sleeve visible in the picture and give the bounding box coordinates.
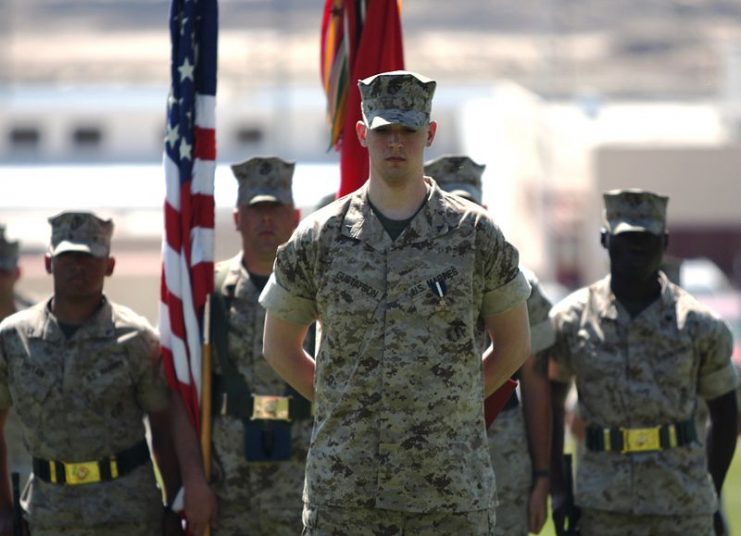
[131,323,171,413]
[526,278,556,355]
[478,217,531,318]
[0,324,11,410]
[547,301,578,382]
[259,227,318,325]
[696,316,738,400]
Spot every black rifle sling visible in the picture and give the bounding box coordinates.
[211,264,254,418]
[211,263,312,420]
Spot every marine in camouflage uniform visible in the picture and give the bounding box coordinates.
[0,212,214,536]
[0,226,35,492]
[260,71,532,536]
[210,157,309,535]
[487,274,553,536]
[548,190,739,536]
[426,155,554,536]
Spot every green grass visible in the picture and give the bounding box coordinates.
[536,447,741,536]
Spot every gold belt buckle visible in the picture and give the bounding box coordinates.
[251,395,291,421]
[621,426,661,453]
[64,461,101,485]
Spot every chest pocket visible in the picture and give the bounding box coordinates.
[82,349,132,406]
[400,271,477,358]
[649,336,695,391]
[10,354,57,431]
[319,272,382,325]
[227,298,261,369]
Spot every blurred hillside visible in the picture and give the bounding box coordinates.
[3,0,741,99]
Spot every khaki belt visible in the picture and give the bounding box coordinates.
[585,420,697,454]
[33,440,149,486]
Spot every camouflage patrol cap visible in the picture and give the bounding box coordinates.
[603,189,668,235]
[424,155,485,204]
[358,70,436,130]
[48,211,114,258]
[0,226,19,271]
[231,156,295,206]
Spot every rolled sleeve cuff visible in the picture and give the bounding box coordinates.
[699,361,739,400]
[481,270,531,318]
[530,319,556,355]
[259,278,317,326]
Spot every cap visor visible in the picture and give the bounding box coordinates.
[248,194,285,206]
[51,241,107,258]
[611,222,662,235]
[367,110,427,130]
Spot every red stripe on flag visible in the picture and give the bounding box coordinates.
[166,295,187,341]
[192,194,216,228]
[194,127,216,160]
[164,202,183,251]
[191,262,214,310]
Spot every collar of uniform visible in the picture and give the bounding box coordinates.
[233,252,262,298]
[341,178,452,249]
[592,276,619,320]
[31,296,115,341]
[219,253,243,293]
[341,182,390,250]
[596,272,675,321]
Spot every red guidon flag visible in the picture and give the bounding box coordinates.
[159,0,218,429]
[321,0,404,197]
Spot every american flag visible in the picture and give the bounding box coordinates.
[160,0,218,428]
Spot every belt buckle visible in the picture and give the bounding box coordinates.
[251,395,290,421]
[64,460,101,485]
[621,426,661,453]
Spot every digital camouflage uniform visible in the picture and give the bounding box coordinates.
[0,212,171,536]
[260,176,530,534]
[0,298,169,536]
[0,226,35,490]
[210,156,310,535]
[424,155,555,536]
[549,191,738,536]
[487,273,554,536]
[211,254,312,536]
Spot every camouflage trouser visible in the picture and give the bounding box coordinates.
[488,407,530,536]
[31,523,160,536]
[301,504,496,536]
[214,499,302,536]
[580,508,714,536]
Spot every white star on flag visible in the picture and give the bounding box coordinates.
[165,124,180,149]
[179,57,195,82]
[179,139,192,160]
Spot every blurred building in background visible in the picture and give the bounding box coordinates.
[2,0,741,324]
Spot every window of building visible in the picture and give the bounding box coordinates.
[8,126,41,148]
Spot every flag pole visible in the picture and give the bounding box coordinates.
[200,293,213,536]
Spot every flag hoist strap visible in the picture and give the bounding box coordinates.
[33,440,150,486]
[585,419,697,454]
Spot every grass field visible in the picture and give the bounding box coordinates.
[537,446,741,535]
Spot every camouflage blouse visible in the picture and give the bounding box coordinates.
[261,179,530,513]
